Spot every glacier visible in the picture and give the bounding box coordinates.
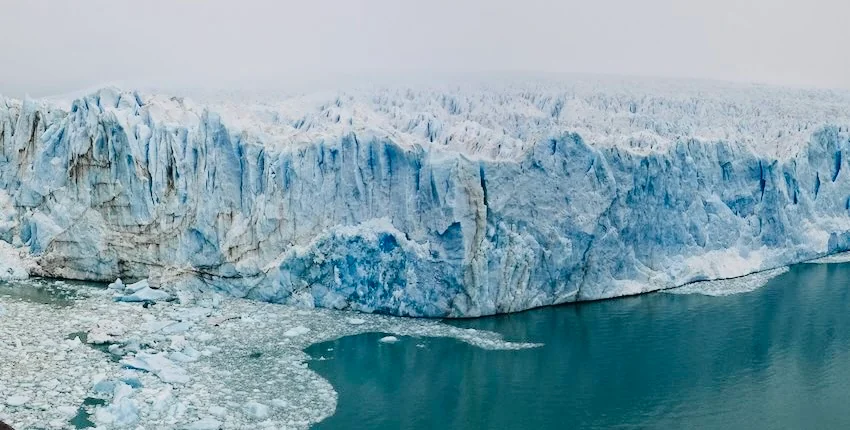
[1,77,850,317]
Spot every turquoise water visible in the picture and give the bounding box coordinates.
[306,262,850,429]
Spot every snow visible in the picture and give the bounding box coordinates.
[121,352,191,384]
[181,78,850,161]
[207,406,227,417]
[5,395,29,407]
[1,77,850,317]
[0,278,538,429]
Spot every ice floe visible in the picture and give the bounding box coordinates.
[112,279,172,303]
[0,277,539,429]
[5,396,29,407]
[379,336,399,344]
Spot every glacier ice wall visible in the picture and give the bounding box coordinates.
[1,82,850,317]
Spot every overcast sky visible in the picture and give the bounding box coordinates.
[1,0,848,97]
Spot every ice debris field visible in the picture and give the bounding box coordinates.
[2,77,850,317]
[0,278,536,429]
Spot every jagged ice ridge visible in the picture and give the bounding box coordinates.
[2,77,850,317]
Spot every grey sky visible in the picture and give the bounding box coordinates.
[1,0,848,97]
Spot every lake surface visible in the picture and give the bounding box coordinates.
[306,262,850,429]
[0,278,89,305]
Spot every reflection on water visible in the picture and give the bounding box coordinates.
[307,262,850,429]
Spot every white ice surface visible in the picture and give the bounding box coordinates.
[378,336,399,344]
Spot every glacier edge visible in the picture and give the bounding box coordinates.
[1,83,850,317]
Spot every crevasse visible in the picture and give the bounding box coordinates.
[1,81,849,317]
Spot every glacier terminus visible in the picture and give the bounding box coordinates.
[2,77,850,317]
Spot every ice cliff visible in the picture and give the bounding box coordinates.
[1,78,850,317]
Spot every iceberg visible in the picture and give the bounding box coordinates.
[1,78,850,317]
[120,352,190,384]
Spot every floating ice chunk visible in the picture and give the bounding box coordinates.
[88,320,126,344]
[94,408,114,424]
[195,332,214,342]
[182,346,202,359]
[178,307,214,321]
[283,326,310,337]
[95,396,139,427]
[208,406,227,416]
[120,377,143,389]
[108,344,124,355]
[65,335,84,349]
[142,319,176,332]
[122,340,142,354]
[151,387,173,415]
[40,378,60,390]
[121,352,190,384]
[243,401,270,420]
[155,368,190,384]
[270,398,288,409]
[169,401,189,421]
[169,335,188,351]
[114,286,170,303]
[345,318,366,325]
[161,321,193,335]
[108,278,125,290]
[5,395,29,407]
[169,350,198,363]
[112,397,140,426]
[185,418,223,430]
[124,279,149,293]
[57,405,78,417]
[379,336,399,343]
[113,382,133,403]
